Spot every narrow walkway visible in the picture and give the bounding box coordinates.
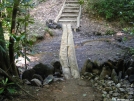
[55,0,81,79]
[54,0,81,29]
[59,24,80,79]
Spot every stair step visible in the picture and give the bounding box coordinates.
[63,9,79,13]
[65,4,80,7]
[64,6,79,9]
[65,1,79,4]
[59,18,77,22]
[61,14,78,17]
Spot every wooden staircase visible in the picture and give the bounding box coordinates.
[54,0,81,29]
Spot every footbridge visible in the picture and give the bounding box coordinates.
[55,0,81,79]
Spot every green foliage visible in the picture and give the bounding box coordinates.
[78,0,84,5]
[123,22,134,35]
[0,0,34,63]
[0,78,16,95]
[128,48,134,55]
[105,30,116,35]
[45,27,53,36]
[87,0,134,22]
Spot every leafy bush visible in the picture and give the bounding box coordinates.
[0,78,16,95]
[87,0,134,22]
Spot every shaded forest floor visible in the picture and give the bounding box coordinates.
[13,0,134,101]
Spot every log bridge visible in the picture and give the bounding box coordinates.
[55,0,81,79]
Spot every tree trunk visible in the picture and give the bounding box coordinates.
[0,22,11,75]
[9,0,20,76]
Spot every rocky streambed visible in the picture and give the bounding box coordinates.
[81,54,134,101]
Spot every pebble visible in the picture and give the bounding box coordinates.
[82,71,134,101]
[119,88,125,92]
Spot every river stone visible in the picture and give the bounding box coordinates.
[111,69,118,83]
[109,91,113,95]
[128,75,134,83]
[128,91,134,95]
[102,91,107,95]
[126,67,134,76]
[112,93,119,97]
[119,88,125,92]
[116,83,121,88]
[92,69,100,75]
[100,66,111,80]
[111,97,116,101]
[22,69,36,81]
[43,75,54,85]
[31,78,42,86]
[81,59,93,74]
[23,79,31,85]
[33,74,43,83]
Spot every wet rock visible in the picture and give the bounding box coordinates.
[100,66,111,79]
[23,79,31,85]
[46,19,62,29]
[31,78,42,86]
[43,75,54,85]
[22,69,36,81]
[81,59,93,74]
[33,63,54,79]
[92,69,100,75]
[112,93,119,97]
[116,83,121,88]
[33,74,43,83]
[118,71,122,81]
[51,60,62,77]
[126,67,134,76]
[111,69,118,83]
[128,75,134,83]
[119,88,125,92]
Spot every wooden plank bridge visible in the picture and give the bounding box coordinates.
[55,0,81,79]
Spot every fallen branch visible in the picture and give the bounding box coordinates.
[0,68,38,100]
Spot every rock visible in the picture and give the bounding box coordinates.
[81,59,93,74]
[43,75,54,85]
[102,91,107,95]
[92,69,100,75]
[119,88,125,92]
[111,97,116,101]
[33,63,54,79]
[128,75,134,83]
[51,60,62,75]
[126,67,134,76]
[23,79,31,85]
[118,71,122,81]
[22,69,35,81]
[33,74,43,83]
[111,69,118,83]
[116,83,121,88]
[100,66,111,80]
[46,19,62,29]
[31,78,42,87]
[112,93,119,97]
[128,91,134,95]
[109,91,113,95]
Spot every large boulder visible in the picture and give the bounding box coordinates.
[33,63,54,79]
[22,69,35,81]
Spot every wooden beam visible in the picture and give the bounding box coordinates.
[59,24,71,79]
[67,24,80,79]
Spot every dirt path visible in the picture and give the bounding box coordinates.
[14,0,134,101]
